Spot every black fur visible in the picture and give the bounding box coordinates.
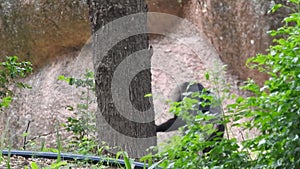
[156,82,225,154]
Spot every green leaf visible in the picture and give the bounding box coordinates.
[123,152,134,169]
[144,93,152,98]
[50,161,67,168]
[22,132,29,137]
[205,72,210,80]
[65,105,74,111]
[68,78,75,85]
[268,4,282,14]
[57,75,66,80]
[1,96,12,108]
[30,162,39,169]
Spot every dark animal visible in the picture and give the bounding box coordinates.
[155,82,225,154]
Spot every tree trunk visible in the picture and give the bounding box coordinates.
[87,0,156,158]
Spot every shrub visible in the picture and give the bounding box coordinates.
[0,56,32,111]
[58,70,99,155]
[145,1,300,168]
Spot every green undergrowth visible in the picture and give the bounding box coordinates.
[143,1,300,168]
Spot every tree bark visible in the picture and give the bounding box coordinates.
[87,0,156,158]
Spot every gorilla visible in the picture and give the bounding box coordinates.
[155,82,225,154]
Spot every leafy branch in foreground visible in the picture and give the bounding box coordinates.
[144,1,300,168]
[0,56,32,111]
[240,1,300,168]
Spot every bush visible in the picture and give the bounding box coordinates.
[145,1,300,168]
[0,56,32,111]
[240,1,300,168]
[58,70,99,155]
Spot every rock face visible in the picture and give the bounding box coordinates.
[0,47,95,149]
[183,0,290,84]
[1,0,290,83]
[147,0,183,34]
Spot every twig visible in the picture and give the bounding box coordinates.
[23,120,32,150]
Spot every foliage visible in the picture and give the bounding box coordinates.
[116,151,135,169]
[58,70,99,155]
[144,85,245,169]
[0,56,32,111]
[144,1,300,168]
[239,1,300,168]
[57,70,139,168]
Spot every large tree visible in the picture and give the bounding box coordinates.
[87,0,156,157]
